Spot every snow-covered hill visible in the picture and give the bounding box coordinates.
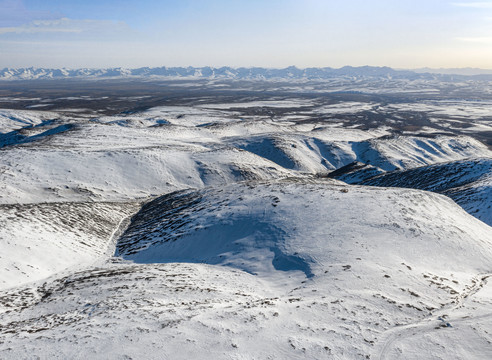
[1,180,491,359]
[0,119,301,203]
[357,158,492,226]
[117,180,492,277]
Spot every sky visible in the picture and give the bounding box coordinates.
[1,0,492,69]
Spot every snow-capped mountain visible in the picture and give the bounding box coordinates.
[2,66,492,81]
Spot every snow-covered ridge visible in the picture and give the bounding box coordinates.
[357,158,492,226]
[2,66,492,81]
[230,134,491,174]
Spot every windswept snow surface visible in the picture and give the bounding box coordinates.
[0,201,139,290]
[0,95,491,359]
[1,180,492,359]
[117,180,492,279]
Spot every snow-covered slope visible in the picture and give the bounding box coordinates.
[1,180,491,359]
[0,201,139,290]
[357,158,492,226]
[0,122,296,204]
[0,109,59,133]
[117,180,492,277]
[230,133,491,174]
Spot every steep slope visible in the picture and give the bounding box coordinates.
[325,161,386,183]
[230,134,491,174]
[0,201,139,289]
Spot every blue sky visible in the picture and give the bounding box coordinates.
[1,0,492,69]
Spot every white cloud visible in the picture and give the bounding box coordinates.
[0,18,132,37]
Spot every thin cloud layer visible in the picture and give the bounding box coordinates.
[0,0,60,27]
[0,18,132,37]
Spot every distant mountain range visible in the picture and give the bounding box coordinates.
[412,67,492,76]
[2,65,492,81]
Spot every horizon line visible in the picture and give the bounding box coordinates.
[2,65,492,72]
